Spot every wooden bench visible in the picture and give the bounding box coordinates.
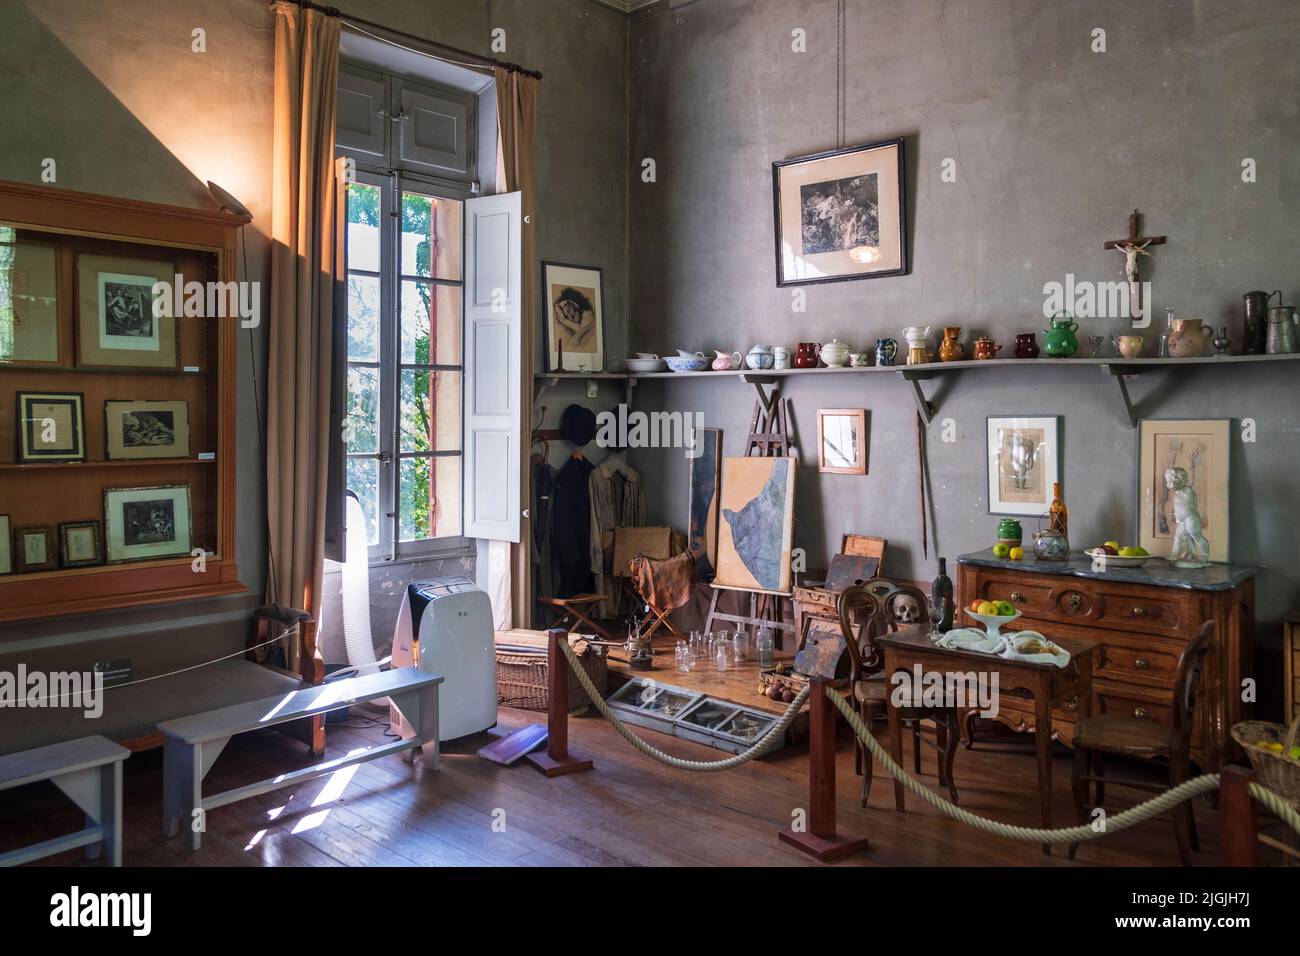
[158,667,443,850]
[0,735,129,867]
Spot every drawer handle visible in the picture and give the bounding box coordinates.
[1133,707,1148,719]
[1064,696,1079,712]
[1065,593,1084,613]
[1135,657,1150,670]
[1010,591,1025,604]
[1132,606,1148,617]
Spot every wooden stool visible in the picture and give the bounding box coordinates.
[538,594,612,640]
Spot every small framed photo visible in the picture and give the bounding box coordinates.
[987,416,1060,516]
[16,390,86,462]
[104,400,191,459]
[59,520,103,568]
[818,409,868,475]
[0,514,11,575]
[104,484,193,563]
[541,261,605,372]
[75,253,178,369]
[14,525,56,572]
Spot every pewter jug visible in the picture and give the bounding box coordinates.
[1266,305,1298,354]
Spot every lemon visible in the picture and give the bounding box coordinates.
[1009,546,1024,561]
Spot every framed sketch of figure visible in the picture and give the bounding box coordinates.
[541,261,604,373]
[75,253,177,369]
[986,416,1059,516]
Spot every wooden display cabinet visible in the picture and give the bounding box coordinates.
[0,181,248,621]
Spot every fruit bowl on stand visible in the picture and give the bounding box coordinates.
[964,608,1022,639]
[1084,548,1151,569]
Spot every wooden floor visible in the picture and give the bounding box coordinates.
[0,705,1267,867]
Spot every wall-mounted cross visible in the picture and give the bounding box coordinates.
[1104,209,1166,319]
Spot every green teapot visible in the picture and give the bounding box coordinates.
[1042,312,1079,358]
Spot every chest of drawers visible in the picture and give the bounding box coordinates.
[957,551,1258,771]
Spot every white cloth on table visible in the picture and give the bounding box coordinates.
[936,627,1070,668]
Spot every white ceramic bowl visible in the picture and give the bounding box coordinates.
[963,608,1022,638]
[1083,548,1151,568]
[624,357,667,373]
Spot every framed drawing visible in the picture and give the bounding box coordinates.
[104,400,191,459]
[987,416,1059,516]
[714,456,796,594]
[0,514,10,575]
[541,261,604,372]
[59,520,103,568]
[0,240,60,363]
[818,408,867,474]
[16,390,86,462]
[772,137,907,286]
[687,427,722,580]
[1137,418,1229,563]
[75,253,177,368]
[104,484,193,563]
[14,525,56,572]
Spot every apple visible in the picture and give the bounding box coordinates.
[1119,546,1142,557]
[994,600,1016,616]
[976,601,999,615]
[1009,546,1024,561]
[992,542,1011,559]
[1102,544,1119,556]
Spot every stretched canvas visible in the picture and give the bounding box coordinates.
[714,456,796,593]
[687,427,721,580]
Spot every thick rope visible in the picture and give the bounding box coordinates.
[560,640,808,771]
[1248,782,1300,833]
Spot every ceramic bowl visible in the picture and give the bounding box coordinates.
[1083,548,1151,569]
[624,357,667,373]
[665,355,710,372]
[963,608,1022,638]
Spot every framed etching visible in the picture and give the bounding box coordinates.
[59,520,103,568]
[1137,418,1229,563]
[772,137,907,286]
[16,390,86,462]
[14,525,57,572]
[75,253,177,368]
[541,261,604,372]
[104,400,191,459]
[987,416,1059,516]
[0,240,60,363]
[104,484,193,563]
[818,408,867,475]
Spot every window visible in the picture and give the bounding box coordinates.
[343,174,466,560]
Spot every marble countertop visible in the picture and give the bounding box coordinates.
[956,549,1260,592]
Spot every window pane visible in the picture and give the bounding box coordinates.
[347,274,380,361]
[401,280,461,365]
[345,365,380,453]
[346,457,379,546]
[401,191,462,280]
[346,183,381,273]
[399,455,462,541]
[399,369,461,453]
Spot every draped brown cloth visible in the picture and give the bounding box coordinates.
[266,1,341,668]
[631,552,697,612]
[495,66,540,628]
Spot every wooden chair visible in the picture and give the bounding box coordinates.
[1069,620,1215,866]
[537,594,613,640]
[837,578,960,807]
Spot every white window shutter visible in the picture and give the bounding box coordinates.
[463,191,522,542]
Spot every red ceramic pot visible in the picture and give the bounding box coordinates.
[1014,333,1040,359]
[794,342,820,368]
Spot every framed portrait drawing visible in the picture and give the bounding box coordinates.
[59,520,103,568]
[0,514,10,575]
[16,390,86,462]
[0,240,60,364]
[772,137,907,286]
[541,261,604,372]
[75,253,177,369]
[104,400,190,459]
[818,408,867,475]
[104,484,193,563]
[987,416,1059,516]
[14,525,56,572]
[1137,419,1229,563]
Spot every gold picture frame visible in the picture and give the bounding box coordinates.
[104,484,193,563]
[104,400,191,459]
[76,253,177,369]
[0,240,60,364]
[817,408,867,474]
[59,520,103,568]
[1137,418,1229,563]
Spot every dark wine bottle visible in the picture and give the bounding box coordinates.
[931,556,954,632]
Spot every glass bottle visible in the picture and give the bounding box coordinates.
[1049,481,1069,539]
[756,628,775,669]
[1158,307,1174,358]
[930,557,954,632]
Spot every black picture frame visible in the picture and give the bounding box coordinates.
[16,391,87,463]
[59,520,104,569]
[540,260,606,373]
[772,136,908,287]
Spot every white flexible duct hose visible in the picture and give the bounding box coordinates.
[342,494,380,676]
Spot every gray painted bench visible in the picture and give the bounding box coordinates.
[0,735,129,867]
[158,666,443,850]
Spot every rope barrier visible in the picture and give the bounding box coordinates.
[1247,781,1300,834]
[559,639,809,772]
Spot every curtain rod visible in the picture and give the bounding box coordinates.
[292,0,544,80]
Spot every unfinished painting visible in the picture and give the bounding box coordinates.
[715,456,795,593]
[687,428,721,580]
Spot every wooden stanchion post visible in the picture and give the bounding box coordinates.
[1219,764,1258,866]
[778,679,869,861]
[525,628,594,777]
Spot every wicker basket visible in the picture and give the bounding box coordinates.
[1231,714,1300,808]
[496,647,608,714]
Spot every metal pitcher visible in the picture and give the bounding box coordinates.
[1266,304,1298,354]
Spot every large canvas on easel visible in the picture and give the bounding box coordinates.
[687,427,721,580]
[715,456,795,593]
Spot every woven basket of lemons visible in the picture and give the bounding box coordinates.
[1232,714,1300,809]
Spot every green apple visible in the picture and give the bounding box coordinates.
[994,600,1016,616]
[992,542,1011,559]
[1119,546,1142,557]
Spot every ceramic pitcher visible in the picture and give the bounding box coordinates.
[1042,314,1079,358]
[1167,319,1210,358]
[939,327,964,362]
[712,349,743,371]
[1266,305,1299,354]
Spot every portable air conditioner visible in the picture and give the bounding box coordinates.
[390,576,497,742]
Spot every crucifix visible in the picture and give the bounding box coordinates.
[1104,209,1166,319]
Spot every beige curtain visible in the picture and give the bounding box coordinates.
[266,0,341,668]
[495,67,540,629]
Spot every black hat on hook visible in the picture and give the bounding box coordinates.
[560,403,598,447]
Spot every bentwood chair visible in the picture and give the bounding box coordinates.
[1069,620,1215,866]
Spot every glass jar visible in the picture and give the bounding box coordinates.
[756,628,775,669]
[732,628,748,663]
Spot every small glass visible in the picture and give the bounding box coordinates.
[1088,334,1105,358]
[675,641,692,673]
[925,595,945,641]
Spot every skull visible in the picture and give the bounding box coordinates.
[892,594,921,624]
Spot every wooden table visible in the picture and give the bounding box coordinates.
[876,627,1096,854]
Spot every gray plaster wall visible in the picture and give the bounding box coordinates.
[625,0,1300,630]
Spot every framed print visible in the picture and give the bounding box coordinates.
[104,484,193,563]
[0,240,60,363]
[1137,418,1229,563]
[0,514,10,575]
[14,525,56,572]
[541,261,604,372]
[772,137,907,286]
[818,408,867,474]
[59,520,103,568]
[104,400,191,459]
[16,390,86,462]
[987,416,1060,516]
[715,456,796,594]
[75,253,177,369]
